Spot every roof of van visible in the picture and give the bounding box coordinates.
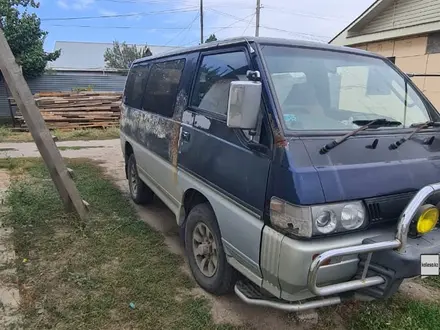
[132,36,377,65]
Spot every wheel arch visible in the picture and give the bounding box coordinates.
[179,188,211,226]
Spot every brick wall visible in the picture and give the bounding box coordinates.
[353,35,440,110]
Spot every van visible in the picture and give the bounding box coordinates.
[120,37,440,311]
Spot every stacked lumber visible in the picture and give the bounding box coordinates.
[13,91,122,130]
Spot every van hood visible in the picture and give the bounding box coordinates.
[295,132,440,203]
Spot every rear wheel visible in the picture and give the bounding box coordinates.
[127,154,154,205]
[185,203,237,295]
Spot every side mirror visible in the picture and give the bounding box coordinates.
[227,81,262,129]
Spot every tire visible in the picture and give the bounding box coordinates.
[127,154,154,205]
[185,203,238,295]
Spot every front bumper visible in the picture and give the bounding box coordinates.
[308,183,440,298]
[357,228,440,298]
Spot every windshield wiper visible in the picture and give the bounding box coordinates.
[389,121,440,150]
[319,118,402,155]
[320,119,402,154]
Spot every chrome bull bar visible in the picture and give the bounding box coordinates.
[308,183,440,297]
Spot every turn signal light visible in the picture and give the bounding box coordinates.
[312,254,331,266]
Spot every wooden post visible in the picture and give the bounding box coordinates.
[0,29,88,220]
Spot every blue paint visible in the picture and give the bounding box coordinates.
[300,133,440,203]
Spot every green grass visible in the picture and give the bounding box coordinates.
[1,159,237,330]
[0,125,12,141]
[0,117,13,126]
[423,275,440,289]
[0,126,119,143]
[346,297,440,330]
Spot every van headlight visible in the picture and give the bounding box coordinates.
[315,210,337,234]
[270,197,367,238]
[341,204,366,230]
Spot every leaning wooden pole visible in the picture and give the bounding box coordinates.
[0,28,88,220]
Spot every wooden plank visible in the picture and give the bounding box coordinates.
[38,106,114,112]
[0,29,88,221]
[36,97,121,104]
[42,117,117,122]
[37,101,116,109]
[11,90,121,130]
[43,111,117,116]
[36,91,121,98]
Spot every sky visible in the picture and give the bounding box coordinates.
[31,0,376,52]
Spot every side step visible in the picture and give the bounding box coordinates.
[234,280,342,312]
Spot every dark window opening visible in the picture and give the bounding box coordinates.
[387,56,396,64]
[124,64,150,109]
[427,32,440,54]
[142,59,185,118]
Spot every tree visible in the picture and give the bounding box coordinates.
[205,34,218,43]
[0,0,61,78]
[104,41,152,70]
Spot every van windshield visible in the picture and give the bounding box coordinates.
[260,45,434,131]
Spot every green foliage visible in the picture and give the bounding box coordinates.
[104,41,152,69]
[423,275,440,289]
[0,0,61,78]
[71,85,94,92]
[205,34,218,43]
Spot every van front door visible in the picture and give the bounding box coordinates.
[178,48,272,281]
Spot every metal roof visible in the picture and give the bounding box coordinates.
[47,41,183,71]
[133,36,374,65]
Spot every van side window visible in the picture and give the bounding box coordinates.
[142,59,185,118]
[191,51,250,116]
[124,64,150,109]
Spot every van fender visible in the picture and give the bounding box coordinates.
[177,168,264,283]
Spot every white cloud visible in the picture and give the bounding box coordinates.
[57,0,95,10]
[176,0,375,45]
[56,0,68,9]
[99,9,118,16]
[73,0,95,10]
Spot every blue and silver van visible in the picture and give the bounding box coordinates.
[120,37,440,311]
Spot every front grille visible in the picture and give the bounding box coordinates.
[367,202,382,223]
[364,192,416,224]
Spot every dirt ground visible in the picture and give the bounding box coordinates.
[0,139,436,329]
[0,170,21,329]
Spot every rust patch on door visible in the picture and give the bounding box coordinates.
[169,91,188,183]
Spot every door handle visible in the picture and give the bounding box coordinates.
[181,131,191,142]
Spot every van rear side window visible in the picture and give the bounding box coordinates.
[142,59,185,118]
[124,64,150,109]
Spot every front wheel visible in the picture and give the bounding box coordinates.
[185,203,237,295]
[127,154,154,205]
